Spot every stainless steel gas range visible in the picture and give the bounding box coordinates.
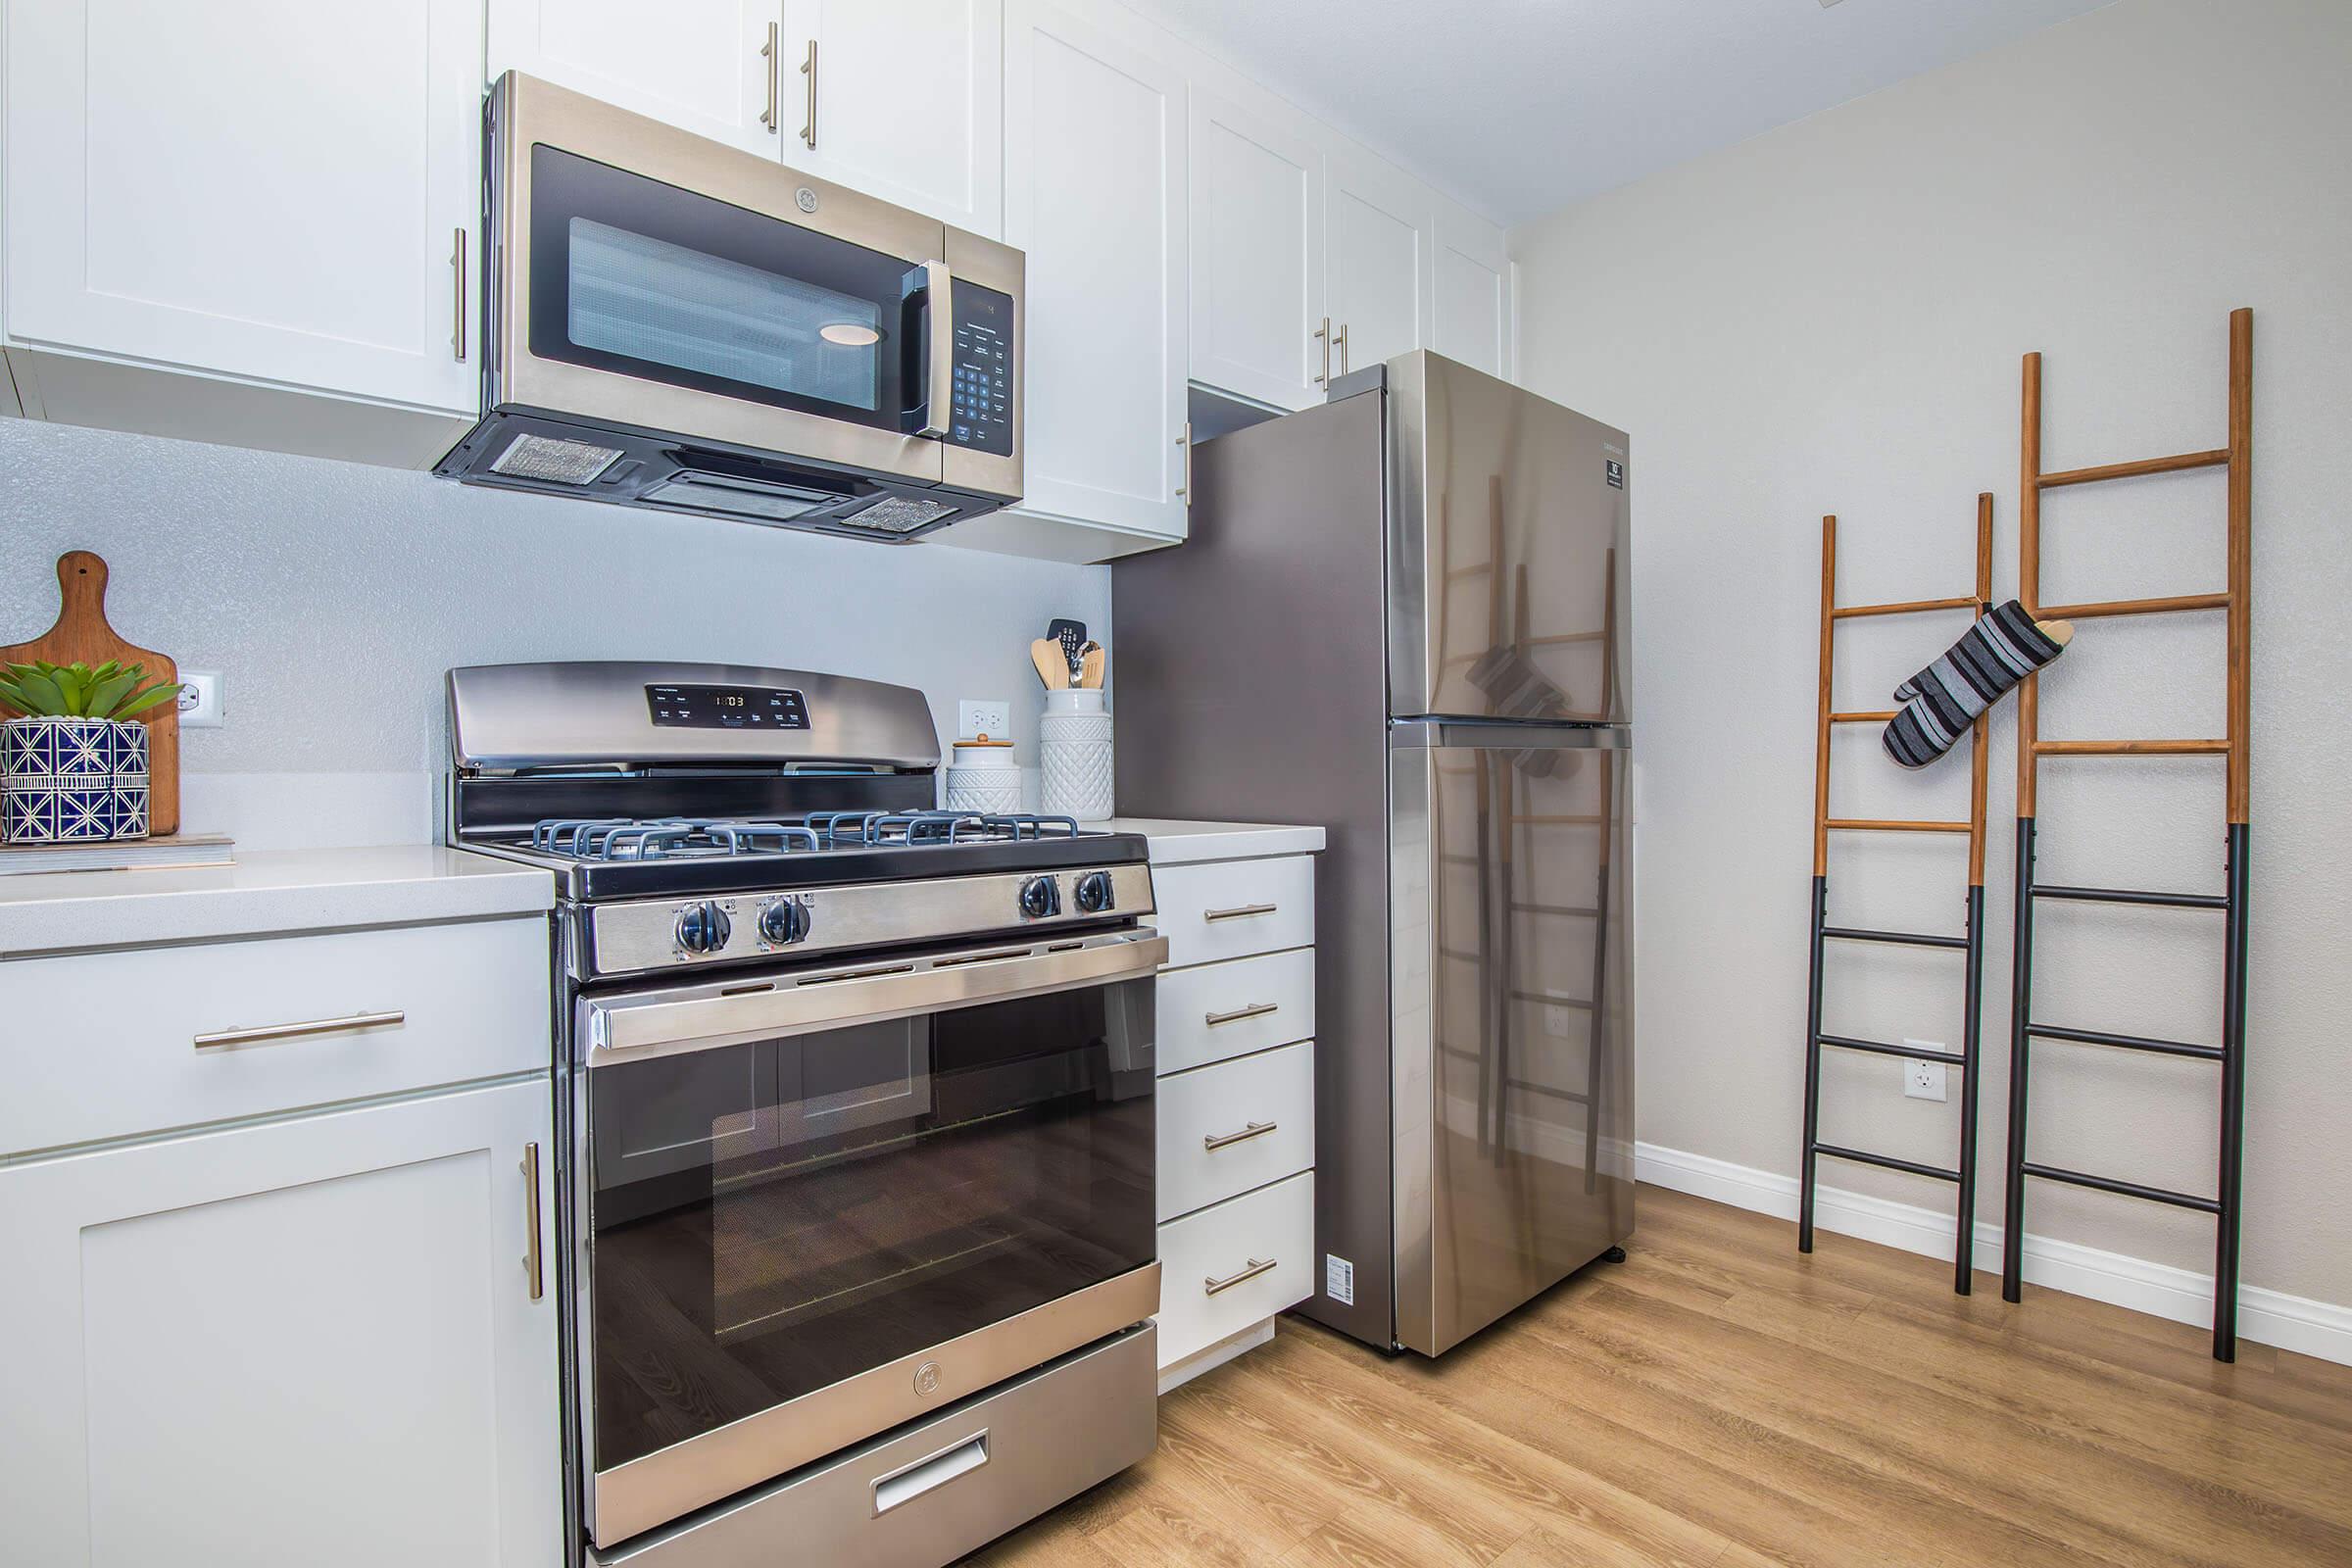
[445,662,1161,1568]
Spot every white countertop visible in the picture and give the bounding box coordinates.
[1100,818,1326,864]
[0,845,555,956]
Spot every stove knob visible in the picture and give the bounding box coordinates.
[1073,870,1115,914]
[759,898,811,946]
[1018,875,1061,919]
[674,901,732,955]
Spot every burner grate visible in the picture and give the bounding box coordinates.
[523,811,1082,861]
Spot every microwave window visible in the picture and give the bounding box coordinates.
[568,220,882,412]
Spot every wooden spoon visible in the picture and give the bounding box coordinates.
[1079,644,1105,690]
[1030,638,1069,689]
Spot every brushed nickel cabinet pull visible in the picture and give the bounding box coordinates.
[1313,317,1331,385]
[521,1143,544,1301]
[1202,903,1276,922]
[1204,1002,1278,1028]
[1175,422,1193,502]
[193,1009,405,1051]
[1335,322,1350,376]
[800,38,818,149]
[1202,1120,1277,1152]
[1204,1257,1276,1296]
[759,23,780,132]
[451,229,467,362]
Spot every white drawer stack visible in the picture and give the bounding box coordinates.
[1122,824,1324,1393]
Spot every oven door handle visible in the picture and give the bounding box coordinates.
[916,258,954,440]
[582,930,1166,1063]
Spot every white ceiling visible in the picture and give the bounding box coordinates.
[1123,0,2116,224]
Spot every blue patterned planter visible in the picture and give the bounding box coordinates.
[2,716,150,844]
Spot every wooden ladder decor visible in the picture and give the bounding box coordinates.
[1800,497,1995,1296]
[2003,308,2254,1361]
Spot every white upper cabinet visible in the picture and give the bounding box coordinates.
[780,0,1005,238]
[490,0,781,157]
[3,0,483,416]
[1003,0,1189,543]
[1187,83,1326,412]
[1432,196,1513,381]
[1324,147,1433,379]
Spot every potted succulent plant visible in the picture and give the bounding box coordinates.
[0,661,177,844]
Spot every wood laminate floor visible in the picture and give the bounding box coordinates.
[959,1184,2352,1567]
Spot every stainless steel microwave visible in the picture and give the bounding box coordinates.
[436,73,1022,544]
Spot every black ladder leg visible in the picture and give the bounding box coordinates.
[2002,818,2036,1302]
[1955,882,1986,1295]
[2214,821,2251,1361]
[1798,874,1829,1252]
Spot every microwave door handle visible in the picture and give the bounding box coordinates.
[918,259,954,440]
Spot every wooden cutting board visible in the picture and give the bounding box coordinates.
[0,551,180,834]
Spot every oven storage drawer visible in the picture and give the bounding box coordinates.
[1156,1043,1314,1222]
[1153,1171,1314,1366]
[1151,855,1315,967]
[588,1325,1156,1568]
[1154,947,1315,1073]
[0,918,552,1155]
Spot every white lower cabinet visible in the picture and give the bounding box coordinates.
[0,1076,561,1567]
[1149,845,1318,1389]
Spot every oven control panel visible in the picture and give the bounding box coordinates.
[646,683,809,730]
[946,282,1013,457]
[581,864,1155,978]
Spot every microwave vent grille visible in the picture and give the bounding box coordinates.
[838,496,957,535]
[491,432,624,485]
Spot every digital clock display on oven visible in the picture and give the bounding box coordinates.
[645,684,809,730]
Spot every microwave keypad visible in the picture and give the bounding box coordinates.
[946,283,1014,457]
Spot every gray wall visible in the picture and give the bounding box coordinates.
[1510,0,2352,1309]
[0,419,1106,840]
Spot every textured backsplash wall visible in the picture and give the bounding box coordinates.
[0,419,1107,839]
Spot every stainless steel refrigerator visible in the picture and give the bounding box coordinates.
[1113,352,1635,1356]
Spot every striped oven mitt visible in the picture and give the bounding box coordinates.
[1883,601,2068,768]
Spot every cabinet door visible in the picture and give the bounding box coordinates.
[780,0,1004,237]
[0,1080,560,1567]
[1433,198,1512,381]
[1324,149,1432,377]
[1188,85,1325,411]
[490,0,780,157]
[1004,0,1189,541]
[4,0,483,415]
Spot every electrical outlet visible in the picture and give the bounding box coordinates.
[176,670,224,729]
[1544,1004,1571,1038]
[956,698,1010,742]
[1902,1042,1948,1102]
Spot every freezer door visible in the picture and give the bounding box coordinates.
[1389,724,1636,1356]
[1386,353,1631,724]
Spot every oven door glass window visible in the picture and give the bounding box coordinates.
[528,145,930,431]
[587,975,1155,1473]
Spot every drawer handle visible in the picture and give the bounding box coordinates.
[1204,1002,1278,1028]
[1204,1256,1277,1296]
[872,1431,990,1516]
[1203,1119,1278,1152]
[1202,903,1277,923]
[193,1009,405,1051]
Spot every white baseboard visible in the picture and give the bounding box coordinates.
[1635,1142,2352,1368]
[1156,1317,1276,1395]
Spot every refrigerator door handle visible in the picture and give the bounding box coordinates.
[1388,719,1629,751]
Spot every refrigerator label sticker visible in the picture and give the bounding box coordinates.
[1325,1253,1355,1305]
[1605,460,1624,490]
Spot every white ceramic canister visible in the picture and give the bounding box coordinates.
[1038,689,1113,823]
[944,738,1024,815]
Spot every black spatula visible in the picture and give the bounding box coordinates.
[1048,619,1087,684]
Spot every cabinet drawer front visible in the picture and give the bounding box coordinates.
[1153,1171,1313,1368]
[1152,855,1314,967]
[1155,948,1315,1074]
[1157,1043,1313,1222]
[1,918,552,1155]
